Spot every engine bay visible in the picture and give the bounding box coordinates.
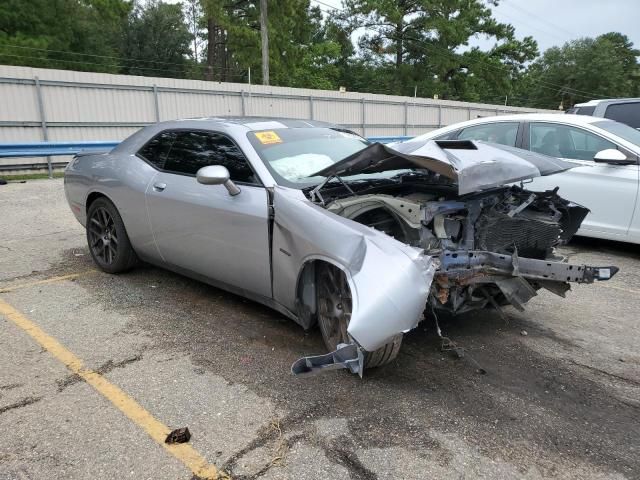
[305,180,601,315]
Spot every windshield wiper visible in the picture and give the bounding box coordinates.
[309,173,357,205]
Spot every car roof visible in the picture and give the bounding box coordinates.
[432,112,613,130]
[155,116,338,131]
[573,98,640,107]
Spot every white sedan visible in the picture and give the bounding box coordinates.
[404,113,640,243]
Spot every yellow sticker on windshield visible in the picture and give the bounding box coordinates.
[255,130,283,145]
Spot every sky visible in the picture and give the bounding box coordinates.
[311,0,640,54]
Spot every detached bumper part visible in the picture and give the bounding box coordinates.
[592,266,618,281]
[438,250,619,284]
[291,343,364,377]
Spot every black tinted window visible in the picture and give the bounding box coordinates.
[575,106,595,116]
[138,131,176,168]
[164,131,258,183]
[604,102,640,129]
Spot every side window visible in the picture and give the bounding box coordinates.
[604,102,640,129]
[137,131,176,169]
[163,131,259,184]
[530,123,616,160]
[575,106,595,116]
[457,122,519,146]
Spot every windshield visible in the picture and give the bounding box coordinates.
[593,120,640,148]
[247,128,369,187]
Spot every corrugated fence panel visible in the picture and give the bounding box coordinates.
[0,65,555,173]
[0,82,39,122]
[473,108,503,118]
[246,96,310,118]
[407,126,437,137]
[366,127,405,137]
[159,91,243,119]
[366,102,404,126]
[441,107,472,125]
[0,126,44,142]
[48,126,140,141]
[408,104,441,127]
[312,98,363,125]
[43,85,156,123]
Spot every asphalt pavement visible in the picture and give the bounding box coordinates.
[1,179,638,479]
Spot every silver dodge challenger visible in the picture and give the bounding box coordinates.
[64,117,618,376]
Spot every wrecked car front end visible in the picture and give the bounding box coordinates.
[286,140,618,376]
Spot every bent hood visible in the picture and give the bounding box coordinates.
[309,139,575,195]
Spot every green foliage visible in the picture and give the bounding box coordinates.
[121,0,192,77]
[199,0,341,87]
[0,0,129,72]
[0,0,638,109]
[514,33,640,109]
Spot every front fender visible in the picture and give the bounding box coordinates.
[272,187,435,351]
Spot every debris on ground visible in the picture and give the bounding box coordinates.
[431,306,487,375]
[165,427,191,444]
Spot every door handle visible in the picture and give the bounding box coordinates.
[153,182,167,192]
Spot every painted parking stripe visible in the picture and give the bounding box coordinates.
[0,298,225,480]
[0,270,97,293]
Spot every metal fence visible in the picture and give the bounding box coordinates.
[0,65,551,173]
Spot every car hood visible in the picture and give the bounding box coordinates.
[309,140,575,195]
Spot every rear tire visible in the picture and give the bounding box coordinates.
[86,197,137,274]
[316,262,402,369]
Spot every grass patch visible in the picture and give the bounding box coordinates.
[0,172,64,181]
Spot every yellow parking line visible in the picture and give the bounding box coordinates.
[0,270,97,293]
[0,298,225,480]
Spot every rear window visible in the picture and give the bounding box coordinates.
[604,102,640,129]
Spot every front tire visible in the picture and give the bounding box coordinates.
[316,262,402,369]
[86,197,137,273]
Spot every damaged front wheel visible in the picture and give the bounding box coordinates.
[316,262,402,369]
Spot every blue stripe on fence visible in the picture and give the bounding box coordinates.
[0,141,120,158]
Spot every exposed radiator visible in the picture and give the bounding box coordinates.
[475,211,562,259]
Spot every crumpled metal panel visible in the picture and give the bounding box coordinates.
[272,187,435,352]
[310,140,576,196]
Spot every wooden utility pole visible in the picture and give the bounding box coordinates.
[205,16,216,81]
[260,0,269,85]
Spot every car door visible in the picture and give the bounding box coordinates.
[143,129,272,299]
[523,122,639,238]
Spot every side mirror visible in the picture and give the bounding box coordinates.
[196,165,241,196]
[593,149,631,164]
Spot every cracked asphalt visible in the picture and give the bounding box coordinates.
[1,179,639,480]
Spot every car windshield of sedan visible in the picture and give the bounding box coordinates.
[248,128,374,187]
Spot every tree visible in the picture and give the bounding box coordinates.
[199,0,340,87]
[0,0,130,73]
[183,0,206,64]
[516,33,640,109]
[121,0,192,78]
[338,0,537,100]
